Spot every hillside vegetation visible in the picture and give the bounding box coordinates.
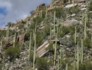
[0,0,92,70]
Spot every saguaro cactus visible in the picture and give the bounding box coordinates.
[53,11,57,66]
[29,32,32,60]
[74,26,77,44]
[83,11,88,39]
[0,40,2,51]
[80,39,84,64]
[33,25,36,70]
[65,64,68,70]
[91,34,92,47]
[45,7,48,18]
[6,28,9,41]
[13,33,16,48]
[75,44,80,70]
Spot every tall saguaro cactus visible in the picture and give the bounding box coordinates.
[1,40,5,70]
[83,11,88,39]
[6,28,9,41]
[33,24,36,70]
[13,33,16,48]
[91,34,92,47]
[74,26,77,44]
[45,7,48,18]
[53,11,57,67]
[0,40,2,51]
[65,64,68,70]
[80,39,84,64]
[75,44,80,70]
[29,32,32,60]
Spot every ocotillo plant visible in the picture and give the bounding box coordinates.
[33,24,36,70]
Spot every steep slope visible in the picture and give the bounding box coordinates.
[0,0,92,70]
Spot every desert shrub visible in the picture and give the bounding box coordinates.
[30,23,50,48]
[36,57,49,70]
[79,61,92,70]
[36,16,43,23]
[24,32,30,42]
[63,0,69,4]
[88,1,92,11]
[88,12,92,19]
[43,22,50,37]
[58,26,75,37]
[0,30,6,38]
[33,14,45,24]
[68,6,80,14]
[21,20,26,24]
[0,64,2,70]
[29,22,36,31]
[41,11,46,18]
[54,8,66,19]
[18,24,24,29]
[5,47,20,61]
[83,38,91,48]
[36,31,45,47]
[46,43,54,51]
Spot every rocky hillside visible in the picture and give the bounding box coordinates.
[0,0,92,70]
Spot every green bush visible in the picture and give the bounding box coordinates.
[0,64,2,70]
[88,1,92,11]
[79,61,92,70]
[36,57,49,70]
[5,47,20,61]
[33,12,45,24]
[58,26,75,37]
[0,30,6,39]
[36,31,45,47]
[43,22,50,37]
[46,43,54,51]
[63,0,68,4]
[83,38,91,48]
[54,8,66,19]
[68,6,80,14]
